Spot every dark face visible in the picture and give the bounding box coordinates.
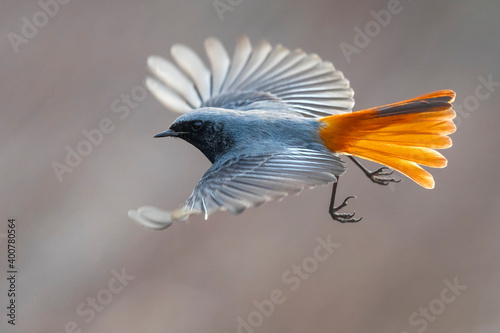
[155,119,234,163]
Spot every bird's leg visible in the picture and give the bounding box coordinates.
[329,177,362,223]
[348,156,401,186]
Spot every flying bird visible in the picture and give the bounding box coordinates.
[128,36,456,230]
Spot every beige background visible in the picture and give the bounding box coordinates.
[1,0,499,332]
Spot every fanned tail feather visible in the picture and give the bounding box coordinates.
[319,90,456,189]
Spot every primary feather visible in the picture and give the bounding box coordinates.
[186,148,344,218]
[146,35,354,117]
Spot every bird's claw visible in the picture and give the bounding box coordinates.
[368,167,401,185]
[329,196,362,223]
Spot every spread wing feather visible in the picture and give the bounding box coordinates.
[204,37,230,96]
[147,36,354,117]
[183,148,345,218]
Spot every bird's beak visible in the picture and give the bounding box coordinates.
[154,129,178,138]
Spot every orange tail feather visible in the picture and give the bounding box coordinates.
[319,90,456,189]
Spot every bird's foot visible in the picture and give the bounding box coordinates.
[367,167,401,185]
[329,195,362,223]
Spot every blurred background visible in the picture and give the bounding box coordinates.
[1,0,499,332]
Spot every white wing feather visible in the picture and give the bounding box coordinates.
[146,36,355,117]
[220,35,253,94]
[204,37,230,96]
[170,44,211,102]
[147,56,201,108]
[145,77,191,113]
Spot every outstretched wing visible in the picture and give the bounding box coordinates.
[183,148,345,218]
[146,36,355,117]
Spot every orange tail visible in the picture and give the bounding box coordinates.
[319,90,457,189]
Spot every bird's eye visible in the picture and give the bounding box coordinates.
[191,121,204,132]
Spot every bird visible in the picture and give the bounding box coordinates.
[128,35,456,230]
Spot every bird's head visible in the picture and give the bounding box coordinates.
[154,109,235,163]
